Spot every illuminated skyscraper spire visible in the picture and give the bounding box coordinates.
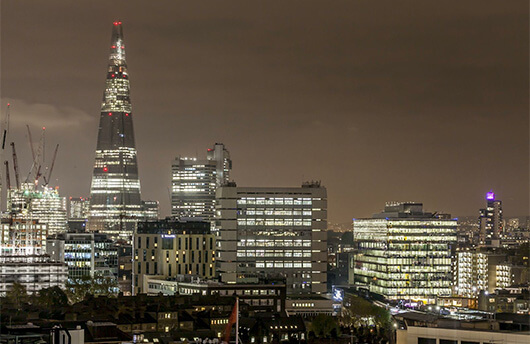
[87,21,142,237]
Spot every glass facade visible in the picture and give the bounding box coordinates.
[88,22,143,238]
[171,143,231,221]
[353,203,457,303]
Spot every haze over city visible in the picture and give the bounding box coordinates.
[0,0,528,222]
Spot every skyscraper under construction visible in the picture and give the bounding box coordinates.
[87,21,143,238]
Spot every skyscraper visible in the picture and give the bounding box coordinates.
[171,143,232,220]
[87,21,143,238]
[479,191,503,247]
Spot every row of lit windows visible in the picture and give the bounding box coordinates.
[238,239,311,247]
[255,261,312,268]
[237,250,312,258]
[237,219,312,226]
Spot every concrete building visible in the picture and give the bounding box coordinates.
[353,202,457,304]
[453,249,514,298]
[133,219,216,295]
[216,182,327,295]
[0,254,68,296]
[171,143,232,220]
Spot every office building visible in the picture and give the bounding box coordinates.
[69,197,90,219]
[353,202,457,304]
[133,219,216,295]
[171,143,232,220]
[479,191,503,247]
[87,21,143,238]
[7,183,67,235]
[142,200,159,221]
[216,182,327,295]
[47,232,118,281]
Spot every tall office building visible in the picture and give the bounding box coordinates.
[171,143,232,220]
[479,191,503,247]
[353,202,457,304]
[216,182,327,295]
[69,197,90,219]
[88,21,143,238]
[7,183,67,235]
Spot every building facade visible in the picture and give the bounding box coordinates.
[0,219,47,256]
[479,191,503,247]
[69,197,90,220]
[454,249,513,297]
[133,219,216,295]
[216,182,327,295]
[47,232,118,281]
[87,21,143,238]
[171,143,232,220]
[353,202,457,304]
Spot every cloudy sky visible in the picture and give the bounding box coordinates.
[0,0,528,222]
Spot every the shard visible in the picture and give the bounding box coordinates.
[87,21,143,238]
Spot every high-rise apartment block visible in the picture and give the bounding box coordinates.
[171,143,231,220]
[133,219,216,295]
[88,22,143,238]
[479,191,503,247]
[216,182,327,295]
[353,202,457,304]
[7,183,67,235]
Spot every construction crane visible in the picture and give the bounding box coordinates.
[2,103,10,150]
[10,142,20,189]
[4,161,10,190]
[25,126,45,184]
[43,144,59,186]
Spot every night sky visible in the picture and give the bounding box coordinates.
[0,0,528,222]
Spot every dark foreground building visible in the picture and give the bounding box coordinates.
[88,21,143,238]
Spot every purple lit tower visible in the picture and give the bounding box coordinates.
[478,191,503,246]
[87,21,143,238]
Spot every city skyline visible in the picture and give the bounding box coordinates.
[0,1,528,223]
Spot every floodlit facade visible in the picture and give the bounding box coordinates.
[0,220,66,296]
[133,219,216,295]
[7,183,67,235]
[353,202,457,304]
[216,182,327,295]
[479,191,503,247]
[0,219,47,256]
[88,21,143,238]
[171,143,232,220]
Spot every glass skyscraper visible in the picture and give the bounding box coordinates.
[88,21,143,238]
